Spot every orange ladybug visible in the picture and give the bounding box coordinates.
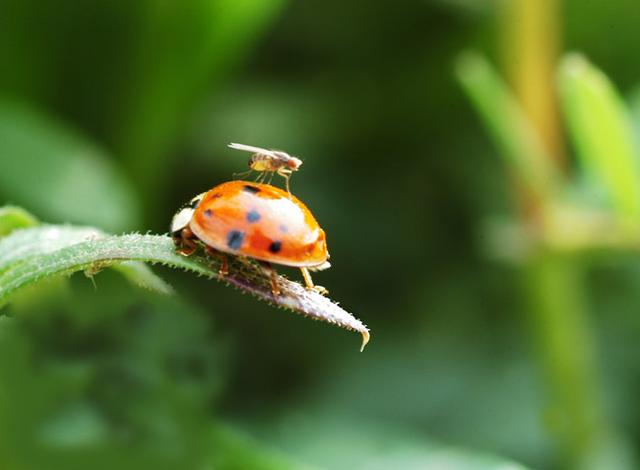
[228,143,302,193]
[171,180,330,295]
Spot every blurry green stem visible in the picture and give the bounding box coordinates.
[524,254,625,469]
[456,53,560,208]
[497,1,630,467]
[458,52,634,465]
[501,0,563,165]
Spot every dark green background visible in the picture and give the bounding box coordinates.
[1,1,640,469]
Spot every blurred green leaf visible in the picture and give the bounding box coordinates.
[0,1,286,222]
[113,0,286,207]
[249,416,533,470]
[0,101,140,232]
[456,52,561,205]
[0,292,223,470]
[558,53,640,218]
[210,425,312,470]
[109,261,175,296]
[0,205,39,236]
[627,84,640,149]
[0,222,369,348]
[0,225,173,306]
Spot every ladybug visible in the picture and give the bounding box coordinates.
[171,180,330,295]
[228,142,302,193]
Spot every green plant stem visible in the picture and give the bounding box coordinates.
[524,254,632,469]
[500,0,563,164]
[456,53,560,206]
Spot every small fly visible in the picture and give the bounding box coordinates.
[228,143,302,194]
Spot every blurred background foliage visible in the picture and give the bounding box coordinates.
[2,0,640,469]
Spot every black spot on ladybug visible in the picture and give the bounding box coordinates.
[227,230,245,250]
[246,210,260,223]
[204,209,213,217]
[279,225,289,233]
[243,185,260,194]
[269,241,282,254]
[211,193,222,198]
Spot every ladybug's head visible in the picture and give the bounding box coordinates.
[171,192,205,234]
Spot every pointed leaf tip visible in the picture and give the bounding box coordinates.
[559,53,640,218]
[360,329,371,352]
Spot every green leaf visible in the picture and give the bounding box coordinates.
[0,223,369,349]
[0,205,39,236]
[113,0,286,205]
[249,416,533,470]
[456,52,561,205]
[0,1,286,226]
[558,53,640,218]
[0,293,224,470]
[0,225,104,273]
[210,425,311,470]
[110,261,175,296]
[0,101,140,232]
[0,225,172,300]
[626,84,640,158]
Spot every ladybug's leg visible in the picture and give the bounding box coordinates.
[300,267,328,295]
[259,261,281,297]
[204,246,229,277]
[174,227,198,256]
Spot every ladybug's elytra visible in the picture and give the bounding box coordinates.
[171,180,330,295]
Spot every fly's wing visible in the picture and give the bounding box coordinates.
[228,143,291,162]
[228,142,279,158]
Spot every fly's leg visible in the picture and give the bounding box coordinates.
[233,169,254,180]
[300,267,328,295]
[277,168,293,195]
[255,172,269,184]
[284,174,291,195]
